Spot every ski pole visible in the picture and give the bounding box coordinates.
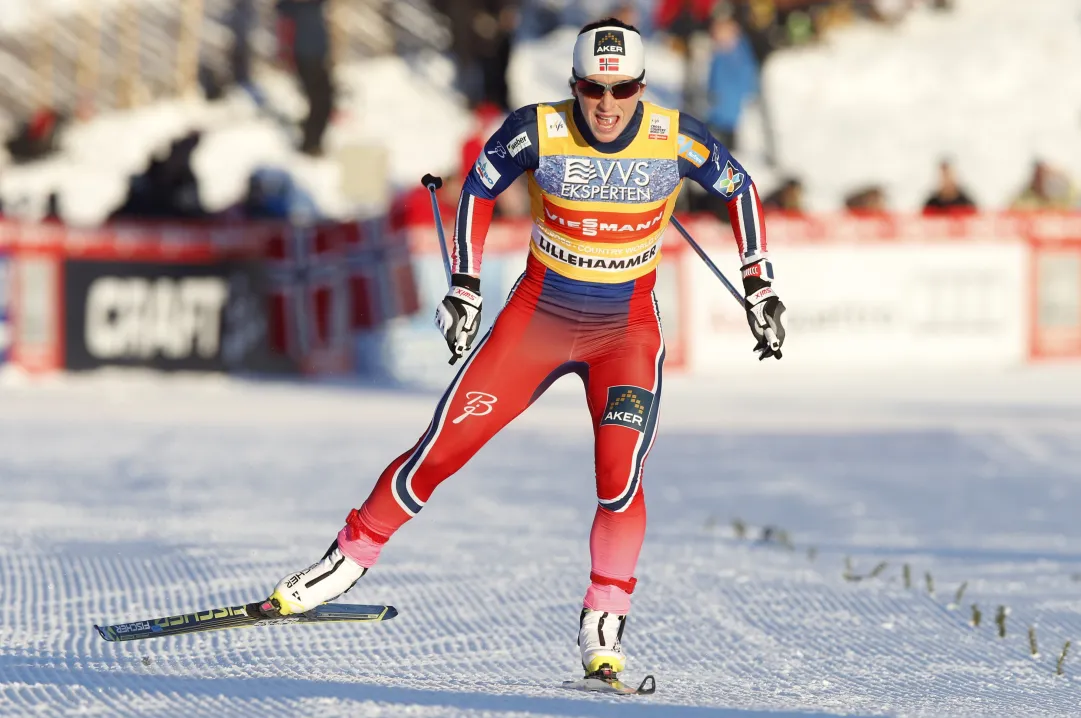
[421,174,465,365]
[668,215,781,360]
[420,173,452,286]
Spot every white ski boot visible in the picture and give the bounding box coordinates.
[266,540,367,616]
[578,608,627,676]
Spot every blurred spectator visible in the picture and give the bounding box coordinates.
[276,0,334,157]
[44,192,62,223]
[111,132,208,220]
[922,160,976,215]
[482,6,518,112]
[610,1,654,38]
[228,0,257,89]
[812,1,858,35]
[434,0,518,111]
[844,185,888,214]
[736,0,783,62]
[763,178,804,214]
[1011,160,1078,211]
[706,7,760,150]
[5,108,65,165]
[655,0,714,51]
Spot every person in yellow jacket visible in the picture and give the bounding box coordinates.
[265,17,786,681]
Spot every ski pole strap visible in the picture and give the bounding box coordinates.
[590,571,637,595]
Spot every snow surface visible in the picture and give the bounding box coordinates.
[1,365,1081,716]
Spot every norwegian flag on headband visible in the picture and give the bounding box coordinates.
[598,57,620,72]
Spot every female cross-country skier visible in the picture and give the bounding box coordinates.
[264,17,786,680]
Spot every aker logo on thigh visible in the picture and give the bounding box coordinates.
[601,385,655,432]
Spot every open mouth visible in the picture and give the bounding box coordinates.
[594,112,619,133]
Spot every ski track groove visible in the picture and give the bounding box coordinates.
[1,379,1081,716]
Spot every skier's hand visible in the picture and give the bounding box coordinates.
[435,273,482,364]
[741,259,785,361]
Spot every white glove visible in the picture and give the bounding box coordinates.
[742,259,786,361]
[434,273,482,364]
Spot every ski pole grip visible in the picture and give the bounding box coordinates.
[421,174,443,191]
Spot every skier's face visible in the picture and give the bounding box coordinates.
[573,73,645,143]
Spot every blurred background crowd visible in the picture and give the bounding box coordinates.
[0,0,1076,229]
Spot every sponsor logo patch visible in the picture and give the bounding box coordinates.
[534,236,660,273]
[593,30,626,56]
[546,111,568,138]
[563,158,598,185]
[475,155,501,189]
[713,161,745,197]
[677,134,708,166]
[452,391,498,424]
[542,197,664,241]
[507,132,531,157]
[601,385,655,433]
[556,157,653,201]
[534,156,680,204]
[648,114,669,140]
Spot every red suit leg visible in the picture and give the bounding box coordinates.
[579,291,664,613]
[340,277,573,565]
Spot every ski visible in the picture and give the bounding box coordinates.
[95,601,397,642]
[562,674,656,695]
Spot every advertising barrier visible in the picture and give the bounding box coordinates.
[3,212,1078,379]
[2,218,420,375]
[0,237,9,366]
[671,213,1081,370]
[64,258,272,373]
[394,212,1081,380]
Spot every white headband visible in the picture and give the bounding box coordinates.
[572,26,645,78]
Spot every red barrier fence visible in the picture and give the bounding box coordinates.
[0,218,420,374]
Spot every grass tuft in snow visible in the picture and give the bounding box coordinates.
[948,581,968,610]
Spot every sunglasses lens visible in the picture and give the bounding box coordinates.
[611,81,642,99]
[575,80,605,99]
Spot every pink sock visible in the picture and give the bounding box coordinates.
[584,582,632,613]
[336,525,384,569]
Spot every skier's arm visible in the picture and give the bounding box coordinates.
[677,112,785,359]
[453,105,541,276]
[676,112,768,267]
[436,106,541,362]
